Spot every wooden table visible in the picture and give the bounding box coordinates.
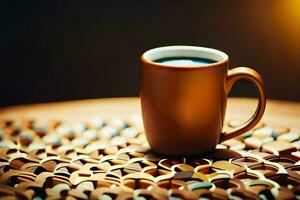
[0,97,299,130]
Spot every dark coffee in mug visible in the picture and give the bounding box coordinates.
[154,57,216,67]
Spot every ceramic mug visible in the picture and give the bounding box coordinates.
[140,46,266,156]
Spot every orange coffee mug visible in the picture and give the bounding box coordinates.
[140,46,266,156]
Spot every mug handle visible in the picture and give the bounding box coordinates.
[219,67,266,143]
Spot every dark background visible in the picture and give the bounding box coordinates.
[1,1,300,106]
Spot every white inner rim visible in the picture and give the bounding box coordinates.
[143,46,228,65]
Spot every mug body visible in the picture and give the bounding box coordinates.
[140,46,229,155]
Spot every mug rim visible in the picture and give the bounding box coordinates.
[141,45,229,69]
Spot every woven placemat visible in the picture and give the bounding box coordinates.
[0,118,299,200]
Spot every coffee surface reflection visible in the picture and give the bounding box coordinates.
[154,57,216,66]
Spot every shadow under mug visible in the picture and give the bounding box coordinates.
[140,46,266,156]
